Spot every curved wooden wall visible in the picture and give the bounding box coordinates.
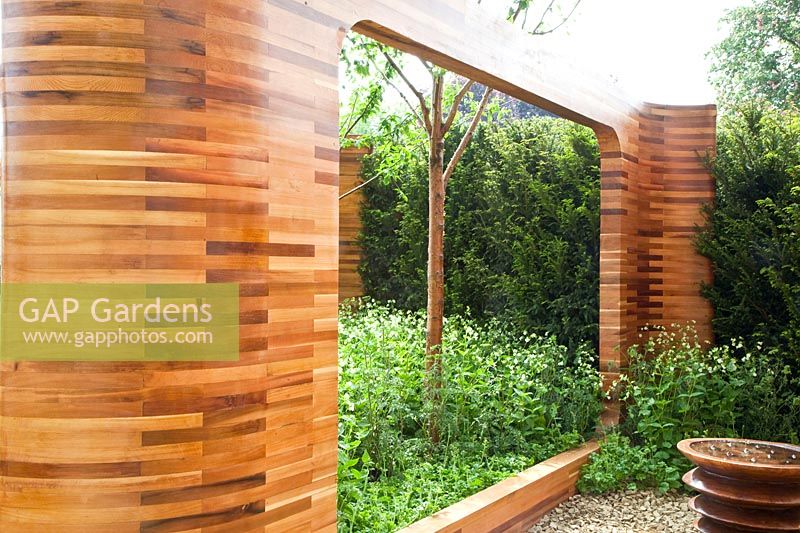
[0,0,714,530]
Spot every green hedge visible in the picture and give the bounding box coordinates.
[358,117,600,352]
[697,106,800,366]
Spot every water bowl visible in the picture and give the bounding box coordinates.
[678,438,800,532]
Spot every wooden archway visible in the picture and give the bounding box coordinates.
[0,1,714,530]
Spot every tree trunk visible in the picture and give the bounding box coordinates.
[426,76,446,444]
[426,135,445,365]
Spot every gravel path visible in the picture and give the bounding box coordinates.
[529,490,695,532]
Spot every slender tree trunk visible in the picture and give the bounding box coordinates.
[426,142,446,361]
[426,76,446,443]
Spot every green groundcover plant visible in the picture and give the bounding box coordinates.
[338,300,603,532]
[579,327,800,494]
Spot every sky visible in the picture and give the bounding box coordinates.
[526,0,751,104]
[343,0,752,108]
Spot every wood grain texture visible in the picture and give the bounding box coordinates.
[0,0,714,530]
[337,146,369,303]
[398,441,600,533]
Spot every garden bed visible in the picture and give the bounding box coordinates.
[337,301,603,531]
[399,442,599,533]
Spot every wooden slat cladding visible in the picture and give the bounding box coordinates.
[0,0,714,530]
[1,0,338,531]
[338,146,370,303]
[636,104,716,342]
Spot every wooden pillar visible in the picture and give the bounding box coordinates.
[637,104,716,343]
[338,146,370,303]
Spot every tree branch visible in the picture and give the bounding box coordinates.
[419,57,435,75]
[381,50,433,134]
[530,0,557,34]
[443,88,494,188]
[339,173,380,200]
[432,74,444,137]
[532,0,582,36]
[340,91,360,137]
[775,28,800,52]
[341,106,368,139]
[367,55,427,131]
[442,79,475,134]
[341,89,380,139]
[510,2,526,23]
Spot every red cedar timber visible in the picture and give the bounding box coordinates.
[0,0,715,530]
[338,146,370,302]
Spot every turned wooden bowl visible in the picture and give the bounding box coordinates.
[678,438,800,532]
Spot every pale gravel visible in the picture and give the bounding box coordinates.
[528,490,695,533]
